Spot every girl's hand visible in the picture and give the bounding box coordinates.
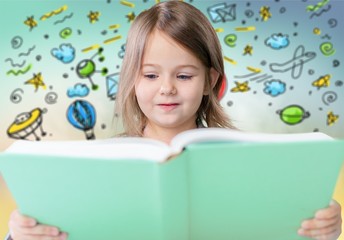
[298,200,342,240]
[9,209,68,240]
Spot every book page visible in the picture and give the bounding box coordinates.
[170,128,333,154]
[5,138,171,162]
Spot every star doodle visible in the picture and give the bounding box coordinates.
[24,16,37,30]
[327,111,339,126]
[259,6,272,21]
[230,81,250,92]
[243,45,253,55]
[126,12,136,22]
[25,73,47,91]
[87,11,101,24]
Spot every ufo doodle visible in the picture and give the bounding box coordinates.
[7,108,46,140]
[277,105,310,125]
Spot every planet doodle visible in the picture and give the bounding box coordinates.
[7,108,47,140]
[276,105,310,125]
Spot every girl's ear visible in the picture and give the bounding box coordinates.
[204,68,220,95]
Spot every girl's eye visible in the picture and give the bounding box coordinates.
[144,74,158,79]
[178,75,192,80]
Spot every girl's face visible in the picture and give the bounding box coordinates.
[135,30,209,136]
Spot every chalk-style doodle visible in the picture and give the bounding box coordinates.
[6,64,32,76]
[251,74,273,83]
[328,18,338,28]
[67,100,96,140]
[269,45,316,79]
[10,88,24,104]
[126,12,136,22]
[59,27,72,39]
[279,7,286,14]
[327,111,339,126]
[88,11,101,23]
[321,34,331,40]
[207,3,236,23]
[11,36,23,49]
[235,26,255,32]
[40,5,68,21]
[265,33,289,50]
[24,16,37,30]
[51,44,75,63]
[103,35,122,44]
[76,48,108,90]
[18,45,36,57]
[7,108,47,141]
[25,72,46,91]
[45,92,58,104]
[245,10,254,18]
[320,42,335,56]
[54,13,74,25]
[234,72,258,79]
[313,28,321,35]
[312,74,331,89]
[118,44,126,59]
[67,83,90,98]
[106,72,119,100]
[306,0,329,12]
[120,0,135,8]
[322,91,337,105]
[224,34,237,47]
[259,6,271,21]
[243,45,253,55]
[5,58,26,68]
[230,81,250,92]
[277,105,310,125]
[247,67,261,73]
[310,4,331,19]
[264,80,286,97]
[224,56,236,65]
[335,80,343,87]
[332,59,340,67]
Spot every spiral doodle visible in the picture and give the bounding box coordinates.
[328,18,337,28]
[45,92,58,104]
[11,36,23,49]
[224,34,237,47]
[320,42,335,56]
[10,88,24,103]
[333,60,340,67]
[59,27,72,39]
[322,91,337,105]
[245,10,254,18]
[279,7,286,14]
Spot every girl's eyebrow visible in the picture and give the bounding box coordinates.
[142,63,200,70]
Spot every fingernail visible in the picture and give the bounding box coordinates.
[60,232,68,240]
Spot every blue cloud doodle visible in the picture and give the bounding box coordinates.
[265,34,289,50]
[51,43,75,63]
[264,80,286,97]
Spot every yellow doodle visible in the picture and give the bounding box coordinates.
[25,73,46,91]
[312,74,331,89]
[88,11,101,24]
[103,36,122,44]
[224,56,237,65]
[327,111,339,126]
[120,0,135,8]
[82,44,101,53]
[235,26,256,32]
[24,16,37,30]
[231,81,250,92]
[40,5,68,21]
[247,66,261,73]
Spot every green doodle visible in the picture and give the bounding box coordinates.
[306,0,330,12]
[6,64,32,76]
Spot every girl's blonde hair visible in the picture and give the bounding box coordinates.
[116,0,234,136]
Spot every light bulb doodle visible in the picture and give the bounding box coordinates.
[7,108,47,140]
[277,105,310,125]
[269,45,316,79]
[67,100,96,140]
[76,47,108,90]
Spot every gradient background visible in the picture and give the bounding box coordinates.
[0,0,343,238]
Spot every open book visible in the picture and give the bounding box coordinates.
[1,128,343,240]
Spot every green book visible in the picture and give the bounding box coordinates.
[0,128,343,240]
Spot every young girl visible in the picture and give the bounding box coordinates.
[7,1,342,240]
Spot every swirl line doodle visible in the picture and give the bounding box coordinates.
[6,64,32,76]
[10,88,24,103]
[11,36,23,49]
[54,13,74,25]
[18,45,36,57]
[45,92,58,104]
[40,5,68,21]
[310,4,331,18]
[306,0,329,12]
[322,91,337,105]
[5,58,26,68]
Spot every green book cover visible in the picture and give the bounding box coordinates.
[0,129,343,239]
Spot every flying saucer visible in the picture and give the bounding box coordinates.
[7,108,46,140]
